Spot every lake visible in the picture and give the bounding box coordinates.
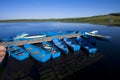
[0,22,120,80]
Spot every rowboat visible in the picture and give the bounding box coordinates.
[41,42,61,59]
[13,34,46,42]
[0,46,7,67]
[13,32,28,40]
[24,44,51,63]
[85,30,111,41]
[1,32,28,42]
[1,36,14,42]
[63,37,81,51]
[52,38,69,54]
[76,36,97,54]
[7,44,29,61]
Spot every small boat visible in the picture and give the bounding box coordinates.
[1,36,14,42]
[41,42,61,59]
[13,32,28,40]
[0,46,7,66]
[85,31,111,41]
[1,32,28,42]
[7,44,29,61]
[52,38,69,54]
[14,34,46,42]
[76,36,97,54]
[24,44,51,63]
[63,37,81,51]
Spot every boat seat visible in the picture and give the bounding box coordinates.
[32,51,39,54]
[44,46,52,50]
[16,52,24,56]
[51,49,56,53]
[8,47,14,51]
[39,54,45,58]
[27,48,32,51]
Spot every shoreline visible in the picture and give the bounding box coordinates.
[0,20,120,26]
[0,13,120,26]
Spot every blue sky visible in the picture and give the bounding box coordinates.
[0,0,120,20]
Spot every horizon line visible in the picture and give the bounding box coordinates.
[0,12,119,21]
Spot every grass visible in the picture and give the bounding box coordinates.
[0,13,120,26]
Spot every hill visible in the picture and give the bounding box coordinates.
[0,13,120,26]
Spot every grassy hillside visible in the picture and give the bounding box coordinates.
[54,14,120,26]
[0,13,120,26]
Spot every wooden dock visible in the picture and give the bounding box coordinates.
[0,34,81,47]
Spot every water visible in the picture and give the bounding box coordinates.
[0,22,120,79]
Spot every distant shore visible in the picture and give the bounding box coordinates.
[0,13,120,26]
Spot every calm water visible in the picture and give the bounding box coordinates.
[0,22,120,79]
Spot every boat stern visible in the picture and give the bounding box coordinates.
[52,51,61,59]
[73,45,81,51]
[89,48,97,54]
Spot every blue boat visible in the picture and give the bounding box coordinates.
[1,36,14,42]
[52,38,69,54]
[1,32,28,42]
[76,36,97,54]
[85,31,111,41]
[41,42,61,59]
[24,44,51,63]
[63,37,81,51]
[7,44,29,61]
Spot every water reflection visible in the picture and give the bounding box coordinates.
[0,48,103,80]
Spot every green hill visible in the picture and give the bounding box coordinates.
[0,13,120,26]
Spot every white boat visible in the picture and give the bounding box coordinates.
[13,32,29,40]
[85,30,111,40]
[23,35,46,39]
[13,34,46,41]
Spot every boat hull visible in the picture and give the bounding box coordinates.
[7,45,29,61]
[52,38,69,54]
[51,52,61,59]
[85,31,111,41]
[41,42,61,59]
[76,36,97,54]
[24,44,51,63]
[63,38,80,51]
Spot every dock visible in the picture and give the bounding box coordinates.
[0,33,81,47]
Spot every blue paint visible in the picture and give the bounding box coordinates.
[7,44,29,61]
[41,42,61,59]
[24,44,51,63]
[63,37,81,51]
[76,36,97,54]
[52,37,69,54]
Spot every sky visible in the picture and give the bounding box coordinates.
[0,0,120,20]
